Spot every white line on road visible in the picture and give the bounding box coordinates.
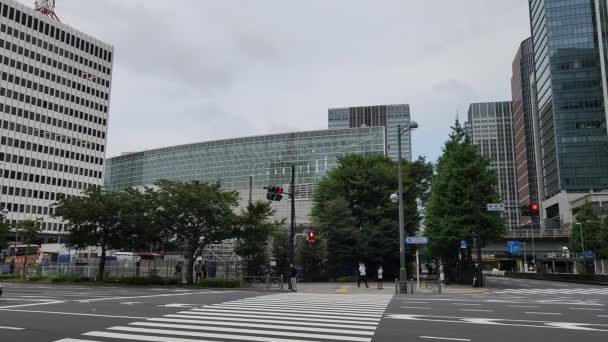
[452,303,481,306]
[0,326,25,331]
[78,291,234,302]
[0,301,65,309]
[420,337,471,341]
[0,308,150,320]
[397,301,428,304]
[509,305,539,308]
[401,306,432,310]
[551,283,569,287]
[570,307,604,311]
[54,340,102,342]
[459,309,493,312]
[525,312,562,315]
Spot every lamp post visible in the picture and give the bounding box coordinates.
[397,121,419,282]
[1,208,12,257]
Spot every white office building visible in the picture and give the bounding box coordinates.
[0,0,113,242]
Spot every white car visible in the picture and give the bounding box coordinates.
[0,282,3,296]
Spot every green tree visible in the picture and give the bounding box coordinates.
[570,203,602,254]
[425,121,504,280]
[13,219,42,276]
[54,187,129,281]
[271,228,290,278]
[235,201,281,276]
[312,154,433,279]
[118,187,162,252]
[297,238,327,281]
[154,180,239,284]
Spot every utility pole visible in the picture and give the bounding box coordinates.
[289,165,296,268]
[473,180,483,286]
[248,175,253,205]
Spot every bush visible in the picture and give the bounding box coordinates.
[197,278,240,288]
[50,273,91,283]
[0,274,18,280]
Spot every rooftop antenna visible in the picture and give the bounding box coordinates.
[34,0,60,22]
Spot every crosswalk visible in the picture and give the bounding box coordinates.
[54,293,392,342]
[494,288,608,295]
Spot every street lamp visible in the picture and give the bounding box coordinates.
[397,121,419,282]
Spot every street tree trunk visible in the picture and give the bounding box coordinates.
[98,246,106,281]
[22,244,29,278]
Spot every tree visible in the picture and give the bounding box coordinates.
[13,219,42,276]
[154,180,239,284]
[570,203,602,254]
[0,211,9,257]
[234,201,281,276]
[297,238,327,281]
[425,121,504,281]
[271,228,290,278]
[54,187,130,281]
[311,154,433,279]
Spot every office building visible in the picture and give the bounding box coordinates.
[328,104,412,161]
[105,128,386,224]
[466,102,519,230]
[0,0,114,241]
[511,37,541,225]
[529,0,608,223]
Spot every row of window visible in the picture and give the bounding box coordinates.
[0,36,110,91]
[1,201,55,218]
[1,216,67,232]
[1,150,102,180]
[1,135,103,169]
[2,117,102,153]
[558,98,604,110]
[0,2,112,64]
[1,166,99,191]
[1,68,108,116]
[3,185,62,203]
[1,51,109,102]
[0,89,108,139]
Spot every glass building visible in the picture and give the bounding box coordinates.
[105,127,386,224]
[466,102,519,230]
[328,104,412,161]
[529,0,608,200]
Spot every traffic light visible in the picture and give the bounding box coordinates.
[529,202,539,216]
[265,186,284,201]
[307,230,317,244]
[520,203,540,217]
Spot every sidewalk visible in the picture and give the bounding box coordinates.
[291,282,490,295]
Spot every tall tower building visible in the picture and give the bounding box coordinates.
[0,0,114,241]
[511,37,541,225]
[466,102,519,230]
[328,104,412,161]
[529,0,608,220]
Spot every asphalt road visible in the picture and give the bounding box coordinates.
[0,278,607,342]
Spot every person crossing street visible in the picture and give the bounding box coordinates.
[357,262,369,288]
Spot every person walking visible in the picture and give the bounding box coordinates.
[194,260,203,283]
[289,264,298,292]
[202,261,208,279]
[377,265,384,289]
[174,261,183,282]
[357,262,369,288]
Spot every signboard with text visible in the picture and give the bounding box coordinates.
[406,237,429,245]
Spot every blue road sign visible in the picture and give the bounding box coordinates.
[507,241,521,254]
[406,236,429,245]
[460,240,467,249]
[584,250,594,259]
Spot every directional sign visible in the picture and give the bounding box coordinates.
[406,236,429,245]
[487,203,505,212]
[584,250,594,259]
[460,240,467,249]
[507,240,521,254]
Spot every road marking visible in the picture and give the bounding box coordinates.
[191,307,383,320]
[420,337,471,341]
[570,307,604,311]
[218,302,387,314]
[401,306,432,310]
[150,317,376,330]
[0,326,25,331]
[0,308,150,320]
[78,291,234,302]
[121,302,143,305]
[459,309,493,312]
[599,315,608,318]
[0,301,65,309]
[551,283,569,287]
[86,331,300,342]
[169,313,378,326]
[55,340,103,342]
[525,312,562,315]
[109,326,372,342]
[399,301,429,304]
[452,303,481,306]
[509,305,539,308]
[160,304,200,308]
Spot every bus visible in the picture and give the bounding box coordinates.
[7,244,41,267]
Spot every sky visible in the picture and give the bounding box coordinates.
[17,0,532,161]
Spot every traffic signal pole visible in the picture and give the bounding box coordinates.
[289,165,296,270]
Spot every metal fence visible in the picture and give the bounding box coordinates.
[241,275,285,291]
[395,280,442,294]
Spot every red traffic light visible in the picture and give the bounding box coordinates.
[530,203,539,212]
[308,231,316,239]
[276,187,284,194]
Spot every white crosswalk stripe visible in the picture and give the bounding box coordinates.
[54,293,392,342]
[494,288,608,295]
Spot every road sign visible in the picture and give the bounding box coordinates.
[460,240,467,249]
[487,203,505,212]
[507,240,521,254]
[584,250,594,259]
[406,236,429,245]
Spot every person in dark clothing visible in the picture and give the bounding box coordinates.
[289,264,298,292]
[473,263,483,287]
[203,261,208,279]
[194,260,203,283]
[9,260,15,274]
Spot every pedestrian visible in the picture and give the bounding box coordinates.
[9,259,15,275]
[202,261,208,279]
[357,262,369,288]
[473,263,482,287]
[289,264,298,292]
[174,261,183,280]
[377,265,384,289]
[194,260,203,283]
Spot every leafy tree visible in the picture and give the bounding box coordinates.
[425,121,504,280]
[570,203,602,254]
[297,238,327,281]
[118,187,162,252]
[271,228,290,278]
[54,187,129,281]
[154,180,239,284]
[13,219,42,276]
[235,201,281,276]
[598,219,608,259]
[312,154,433,279]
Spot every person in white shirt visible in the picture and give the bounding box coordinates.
[377,265,384,289]
[357,262,369,288]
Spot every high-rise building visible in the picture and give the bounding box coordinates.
[328,104,412,161]
[466,102,519,230]
[0,0,114,241]
[529,0,608,221]
[511,37,541,225]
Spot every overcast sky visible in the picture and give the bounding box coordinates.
[18,0,531,161]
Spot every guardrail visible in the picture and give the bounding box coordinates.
[503,229,571,239]
[395,280,441,294]
[240,275,285,291]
